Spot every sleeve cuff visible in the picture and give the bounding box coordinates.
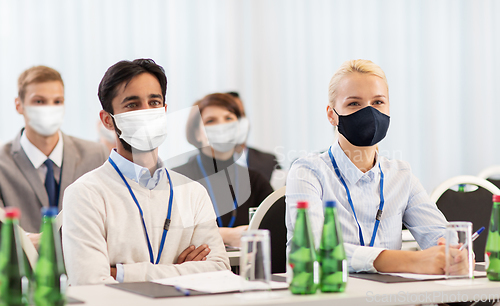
[116,263,124,283]
[350,246,386,273]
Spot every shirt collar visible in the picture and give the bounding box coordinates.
[109,149,165,190]
[20,130,63,169]
[234,147,249,168]
[331,141,380,185]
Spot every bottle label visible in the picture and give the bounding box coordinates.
[313,261,319,284]
[286,263,292,284]
[60,274,68,294]
[21,275,29,296]
[485,252,491,270]
[342,259,348,283]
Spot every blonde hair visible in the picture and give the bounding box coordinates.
[328,59,388,106]
[18,66,64,101]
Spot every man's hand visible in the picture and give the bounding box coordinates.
[110,267,117,280]
[176,244,210,264]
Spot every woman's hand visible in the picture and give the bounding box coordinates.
[219,225,248,247]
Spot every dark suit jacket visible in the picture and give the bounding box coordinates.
[173,153,273,227]
[0,130,108,232]
[246,147,280,182]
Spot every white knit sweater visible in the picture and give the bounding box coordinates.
[62,161,230,285]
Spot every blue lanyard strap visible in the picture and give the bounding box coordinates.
[328,147,384,247]
[196,155,238,228]
[108,157,173,265]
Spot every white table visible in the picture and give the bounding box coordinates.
[226,250,240,267]
[67,276,500,306]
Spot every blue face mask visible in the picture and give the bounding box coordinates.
[333,106,390,147]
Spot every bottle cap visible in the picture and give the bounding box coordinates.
[297,201,308,209]
[493,195,500,203]
[5,207,21,219]
[41,207,59,217]
[325,200,336,208]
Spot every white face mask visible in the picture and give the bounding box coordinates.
[112,108,168,151]
[24,105,65,136]
[204,120,240,153]
[236,117,249,144]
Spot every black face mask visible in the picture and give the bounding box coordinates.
[333,106,390,147]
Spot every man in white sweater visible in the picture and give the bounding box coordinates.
[62,59,230,285]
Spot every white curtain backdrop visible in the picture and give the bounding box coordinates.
[0,0,499,192]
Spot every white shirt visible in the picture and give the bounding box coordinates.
[285,141,448,273]
[20,130,63,184]
[234,147,249,168]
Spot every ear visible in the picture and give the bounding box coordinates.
[99,110,115,131]
[194,124,203,143]
[326,105,338,127]
[15,97,24,115]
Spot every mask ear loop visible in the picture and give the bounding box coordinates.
[108,112,122,138]
[330,107,341,129]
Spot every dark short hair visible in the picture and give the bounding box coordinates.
[98,59,167,114]
[186,93,242,148]
[226,91,240,98]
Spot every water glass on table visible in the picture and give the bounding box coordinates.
[239,229,272,292]
[445,221,474,280]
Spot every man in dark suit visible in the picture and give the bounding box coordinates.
[226,92,280,182]
[0,66,108,234]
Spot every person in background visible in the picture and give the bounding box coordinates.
[226,91,280,182]
[286,59,468,275]
[173,93,273,247]
[62,59,229,285]
[0,66,108,237]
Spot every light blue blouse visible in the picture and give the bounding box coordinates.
[285,141,448,272]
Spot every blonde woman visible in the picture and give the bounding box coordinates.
[286,59,468,275]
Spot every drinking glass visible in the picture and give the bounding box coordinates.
[445,221,474,280]
[239,230,271,292]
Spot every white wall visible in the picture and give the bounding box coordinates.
[0,0,499,192]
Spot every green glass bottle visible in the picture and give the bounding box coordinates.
[34,207,67,306]
[288,201,319,294]
[318,200,347,292]
[0,207,30,306]
[485,195,500,281]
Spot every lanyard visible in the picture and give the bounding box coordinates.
[328,147,385,247]
[108,157,173,265]
[196,155,238,228]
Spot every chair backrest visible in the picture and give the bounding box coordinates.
[430,175,500,262]
[477,165,500,181]
[248,186,286,273]
[0,207,39,269]
[477,165,500,190]
[56,210,63,231]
